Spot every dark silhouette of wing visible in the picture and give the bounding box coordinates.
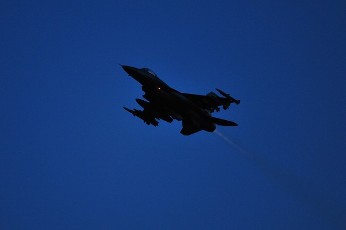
[182,89,239,113]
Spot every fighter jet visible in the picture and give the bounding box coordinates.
[121,65,240,135]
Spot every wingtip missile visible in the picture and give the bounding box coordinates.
[216,88,240,105]
[123,106,135,115]
[215,88,228,97]
[123,106,159,126]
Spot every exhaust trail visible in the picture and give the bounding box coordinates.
[213,129,346,230]
[214,129,251,157]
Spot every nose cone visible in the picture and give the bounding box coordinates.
[120,64,147,85]
[121,65,138,75]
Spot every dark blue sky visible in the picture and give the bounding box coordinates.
[1,1,346,229]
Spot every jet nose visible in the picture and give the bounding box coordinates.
[121,65,137,75]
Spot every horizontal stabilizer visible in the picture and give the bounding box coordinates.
[180,119,202,136]
[211,117,238,126]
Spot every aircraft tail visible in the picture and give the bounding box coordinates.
[211,117,238,126]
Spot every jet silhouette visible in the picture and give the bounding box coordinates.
[121,65,240,135]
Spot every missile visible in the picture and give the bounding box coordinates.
[123,107,158,126]
[135,98,173,123]
[123,106,136,115]
[136,98,149,108]
[216,88,240,105]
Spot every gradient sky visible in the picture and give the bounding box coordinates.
[1,1,346,229]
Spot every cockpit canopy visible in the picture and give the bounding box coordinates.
[142,68,157,77]
[140,67,168,87]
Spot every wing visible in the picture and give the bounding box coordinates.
[182,89,239,113]
[123,98,176,126]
